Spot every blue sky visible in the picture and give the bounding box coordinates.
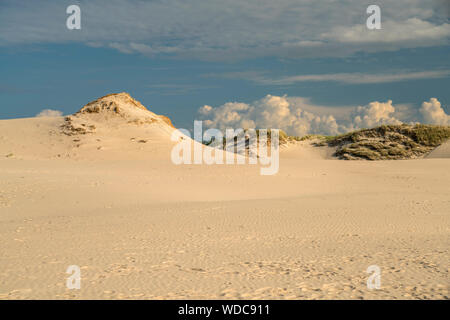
[1,0,449,134]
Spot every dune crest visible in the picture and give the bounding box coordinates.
[62,92,174,136]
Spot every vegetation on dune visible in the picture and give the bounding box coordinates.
[203,129,291,147]
[202,124,450,160]
[314,124,450,160]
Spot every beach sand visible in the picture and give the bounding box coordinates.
[0,111,448,300]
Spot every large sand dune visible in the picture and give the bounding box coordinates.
[0,93,449,299]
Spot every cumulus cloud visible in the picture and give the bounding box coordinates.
[36,109,63,117]
[198,95,342,136]
[352,100,402,129]
[197,95,422,136]
[420,98,450,125]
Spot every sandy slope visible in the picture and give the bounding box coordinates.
[0,95,449,300]
[427,141,450,159]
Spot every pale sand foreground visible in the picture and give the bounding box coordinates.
[0,116,449,300]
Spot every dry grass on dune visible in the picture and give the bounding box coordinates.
[309,124,450,160]
[203,125,450,161]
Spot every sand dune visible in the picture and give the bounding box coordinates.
[280,141,336,160]
[427,141,450,158]
[0,93,449,300]
[0,93,178,161]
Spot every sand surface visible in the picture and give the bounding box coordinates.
[427,141,450,159]
[0,114,449,300]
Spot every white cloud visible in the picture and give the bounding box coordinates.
[36,109,63,117]
[198,95,343,136]
[245,70,450,85]
[199,105,213,116]
[420,98,450,125]
[197,95,438,136]
[351,100,402,129]
[322,18,450,46]
[0,0,448,60]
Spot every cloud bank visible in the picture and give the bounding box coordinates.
[242,70,450,85]
[0,0,449,60]
[198,95,449,136]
